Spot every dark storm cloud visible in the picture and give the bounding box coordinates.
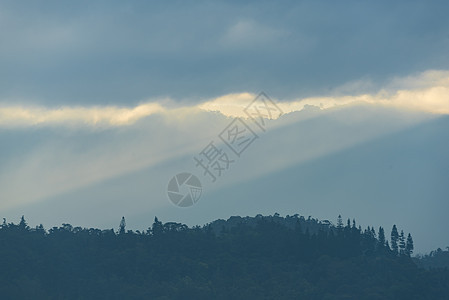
[0,0,448,106]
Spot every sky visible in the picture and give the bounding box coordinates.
[1,0,449,253]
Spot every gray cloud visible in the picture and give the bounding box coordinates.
[1,0,448,106]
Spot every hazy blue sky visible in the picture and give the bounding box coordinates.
[1,0,449,253]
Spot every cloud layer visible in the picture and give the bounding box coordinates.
[0,103,165,127]
[200,70,449,117]
[1,70,447,128]
[1,1,449,105]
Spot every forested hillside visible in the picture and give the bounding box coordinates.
[0,214,448,299]
[416,247,449,270]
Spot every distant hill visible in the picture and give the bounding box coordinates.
[0,214,448,299]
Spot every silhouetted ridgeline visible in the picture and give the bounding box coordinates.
[0,214,448,299]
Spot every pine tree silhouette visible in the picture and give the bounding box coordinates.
[399,230,406,255]
[119,216,126,235]
[378,227,386,248]
[406,233,414,256]
[391,225,399,255]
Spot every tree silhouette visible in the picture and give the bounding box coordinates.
[337,215,343,229]
[391,225,399,255]
[152,217,164,236]
[119,216,126,235]
[406,233,414,256]
[399,230,406,255]
[19,215,28,231]
[378,226,386,248]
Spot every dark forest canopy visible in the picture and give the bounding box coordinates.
[415,247,449,270]
[0,214,448,300]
